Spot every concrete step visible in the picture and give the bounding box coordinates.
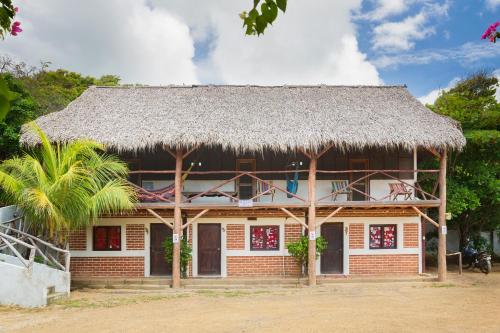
[47,292,68,305]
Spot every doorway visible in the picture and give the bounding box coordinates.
[320,223,344,274]
[349,159,369,201]
[150,224,173,276]
[198,223,221,275]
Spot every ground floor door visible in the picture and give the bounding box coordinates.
[198,223,221,275]
[321,223,344,274]
[150,224,172,276]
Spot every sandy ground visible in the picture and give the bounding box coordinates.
[1,271,499,333]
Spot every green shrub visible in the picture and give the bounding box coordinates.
[287,235,327,274]
[162,236,192,278]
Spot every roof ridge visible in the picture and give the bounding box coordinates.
[91,84,408,89]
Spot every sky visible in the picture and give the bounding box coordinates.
[1,0,500,104]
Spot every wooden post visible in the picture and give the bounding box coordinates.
[437,150,447,282]
[172,149,183,288]
[307,153,317,286]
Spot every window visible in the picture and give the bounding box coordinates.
[250,226,279,250]
[369,225,397,249]
[93,226,121,251]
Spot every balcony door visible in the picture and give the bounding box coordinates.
[236,159,256,200]
[349,159,369,201]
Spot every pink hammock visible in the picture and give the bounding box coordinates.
[137,184,175,202]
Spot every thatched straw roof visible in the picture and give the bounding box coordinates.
[21,85,465,152]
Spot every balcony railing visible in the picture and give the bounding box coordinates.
[128,169,440,209]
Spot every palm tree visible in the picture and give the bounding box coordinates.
[0,123,136,242]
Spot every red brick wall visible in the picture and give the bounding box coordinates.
[403,224,419,248]
[126,224,144,250]
[349,224,364,249]
[70,257,144,278]
[285,224,302,245]
[226,224,245,250]
[349,254,418,275]
[227,256,301,277]
[68,228,87,251]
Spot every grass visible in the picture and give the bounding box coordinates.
[50,293,190,309]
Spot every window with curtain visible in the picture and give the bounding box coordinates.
[369,225,397,249]
[250,226,279,250]
[93,226,121,251]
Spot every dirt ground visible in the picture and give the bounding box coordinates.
[1,271,499,333]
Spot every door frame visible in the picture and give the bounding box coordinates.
[149,223,173,276]
[320,222,344,274]
[195,223,223,276]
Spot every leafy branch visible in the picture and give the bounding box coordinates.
[240,0,287,36]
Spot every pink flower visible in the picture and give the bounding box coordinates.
[10,21,22,36]
[481,21,500,40]
[14,7,19,12]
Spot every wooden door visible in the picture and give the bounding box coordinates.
[321,223,344,274]
[349,159,369,201]
[150,224,172,276]
[236,159,256,200]
[198,224,221,275]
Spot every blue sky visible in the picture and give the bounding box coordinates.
[354,0,500,98]
[3,0,500,104]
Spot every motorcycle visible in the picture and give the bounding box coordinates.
[462,240,492,274]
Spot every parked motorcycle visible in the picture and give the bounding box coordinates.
[462,240,492,274]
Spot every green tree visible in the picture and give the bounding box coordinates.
[0,124,135,242]
[287,235,328,275]
[428,72,500,249]
[0,73,36,159]
[163,236,192,278]
[22,69,120,116]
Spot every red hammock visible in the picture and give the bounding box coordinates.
[137,184,175,202]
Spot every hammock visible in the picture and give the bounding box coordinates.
[138,163,194,202]
[285,162,299,198]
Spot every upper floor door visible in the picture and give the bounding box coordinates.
[349,159,369,201]
[236,159,256,200]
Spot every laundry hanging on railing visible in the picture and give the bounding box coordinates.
[286,162,299,198]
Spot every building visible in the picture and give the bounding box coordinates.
[21,85,466,286]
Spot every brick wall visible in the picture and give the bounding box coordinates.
[227,256,301,277]
[285,224,302,245]
[226,224,245,250]
[126,224,145,250]
[70,257,144,278]
[349,224,364,249]
[68,228,87,251]
[349,254,418,275]
[403,224,419,248]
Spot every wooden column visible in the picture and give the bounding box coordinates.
[437,150,447,282]
[172,149,183,288]
[307,154,317,286]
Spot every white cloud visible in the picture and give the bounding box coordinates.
[373,42,500,68]
[359,0,409,21]
[418,77,459,105]
[371,2,449,52]
[486,0,500,9]
[153,0,381,85]
[2,0,197,85]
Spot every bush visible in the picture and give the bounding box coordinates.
[162,236,192,278]
[287,235,327,275]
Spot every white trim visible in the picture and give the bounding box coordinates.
[71,250,146,257]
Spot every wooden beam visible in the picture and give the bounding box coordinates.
[316,143,334,159]
[316,207,344,227]
[182,145,199,159]
[307,153,317,286]
[438,150,447,282]
[411,207,438,228]
[172,149,183,288]
[164,148,176,159]
[426,147,440,159]
[280,208,308,229]
[182,209,210,230]
[298,147,312,159]
[147,209,173,229]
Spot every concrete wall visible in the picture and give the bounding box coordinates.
[0,253,70,307]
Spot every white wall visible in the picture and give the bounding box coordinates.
[0,253,70,308]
